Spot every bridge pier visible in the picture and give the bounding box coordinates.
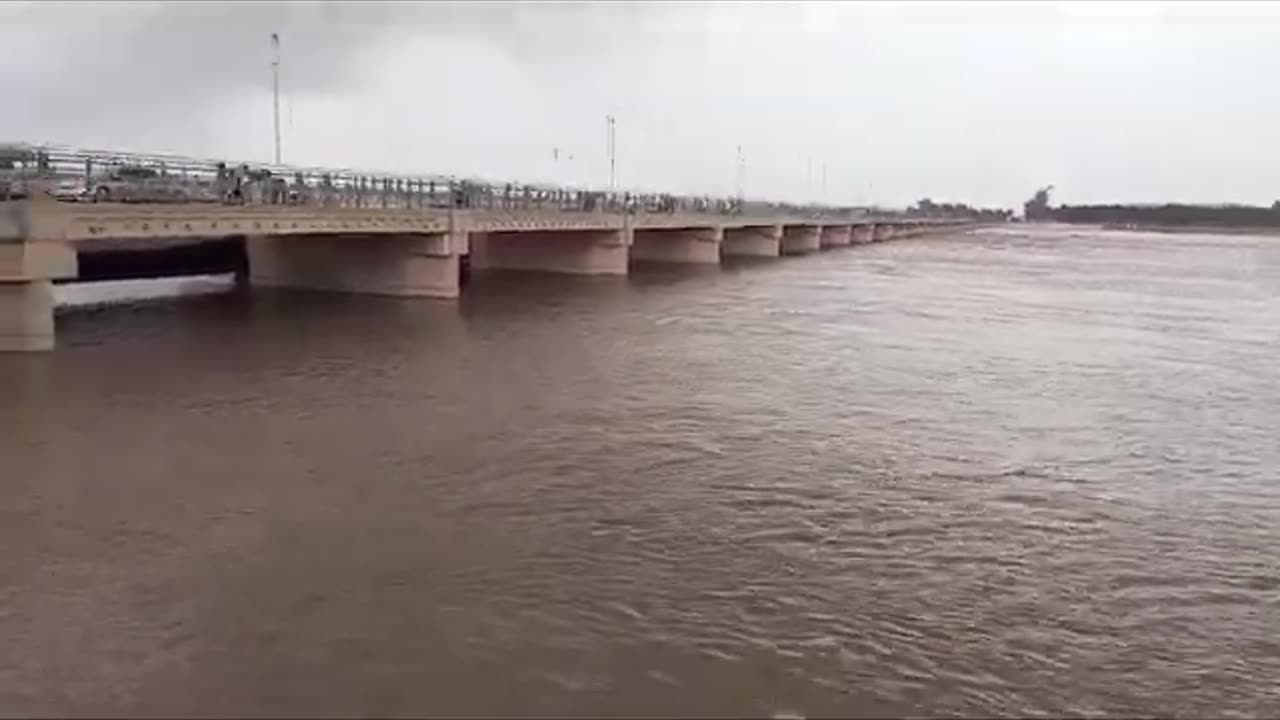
[0,241,77,352]
[722,225,781,257]
[780,225,821,255]
[630,226,721,265]
[469,228,630,275]
[819,224,852,248]
[852,224,875,244]
[0,281,56,352]
[872,224,895,242]
[246,232,462,298]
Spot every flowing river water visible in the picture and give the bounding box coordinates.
[1,224,1278,717]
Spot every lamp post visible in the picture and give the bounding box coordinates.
[605,114,616,191]
[735,144,745,202]
[271,33,282,165]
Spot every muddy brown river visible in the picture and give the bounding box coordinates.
[2,224,1278,717]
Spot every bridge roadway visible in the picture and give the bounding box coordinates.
[0,148,976,351]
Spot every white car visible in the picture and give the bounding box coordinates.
[87,166,205,203]
[47,177,91,202]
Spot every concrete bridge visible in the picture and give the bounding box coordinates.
[0,144,977,351]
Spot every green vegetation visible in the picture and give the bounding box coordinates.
[909,197,1013,223]
[1023,186,1280,228]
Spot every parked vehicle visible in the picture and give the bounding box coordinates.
[89,165,174,203]
[87,165,220,204]
[48,176,91,202]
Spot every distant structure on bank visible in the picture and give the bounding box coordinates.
[1023,186,1055,222]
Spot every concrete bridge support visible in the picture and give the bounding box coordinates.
[819,224,852,248]
[721,225,781,257]
[247,232,462,298]
[780,225,821,255]
[630,226,722,265]
[852,225,875,244]
[0,241,77,351]
[872,224,895,242]
[0,281,56,352]
[469,228,630,275]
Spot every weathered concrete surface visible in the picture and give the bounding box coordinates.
[462,211,623,233]
[0,239,78,351]
[247,233,461,298]
[780,225,821,255]
[0,242,77,281]
[873,224,895,242]
[722,225,781,258]
[36,203,450,243]
[630,227,722,265]
[819,225,852,248]
[852,225,875,244]
[0,280,56,351]
[470,229,630,275]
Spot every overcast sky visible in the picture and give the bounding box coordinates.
[3,0,1279,209]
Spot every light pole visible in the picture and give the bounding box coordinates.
[271,32,282,165]
[735,144,745,202]
[605,114,617,191]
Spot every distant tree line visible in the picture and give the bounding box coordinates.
[908,197,1013,222]
[1024,186,1280,228]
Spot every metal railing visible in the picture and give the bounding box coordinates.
[0,142,912,223]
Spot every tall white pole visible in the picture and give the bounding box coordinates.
[271,33,282,165]
[735,145,745,201]
[606,114,616,191]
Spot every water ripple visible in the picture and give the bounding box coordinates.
[2,226,1278,716]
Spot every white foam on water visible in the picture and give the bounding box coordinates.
[55,274,237,309]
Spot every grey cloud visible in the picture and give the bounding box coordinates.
[1,1,697,142]
[6,1,696,96]
[6,1,1280,207]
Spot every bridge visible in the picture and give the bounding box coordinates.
[0,144,979,351]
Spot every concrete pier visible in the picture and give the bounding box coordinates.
[872,224,895,242]
[722,225,782,258]
[469,229,631,275]
[852,225,875,244]
[247,233,462,298]
[0,240,77,351]
[780,225,821,255]
[819,224,852,248]
[0,281,56,352]
[630,227,722,265]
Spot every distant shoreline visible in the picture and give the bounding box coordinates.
[1098,223,1280,236]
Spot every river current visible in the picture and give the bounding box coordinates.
[1,224,1277,717]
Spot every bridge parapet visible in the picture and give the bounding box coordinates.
[0,143,989,234]
[0,143,880,223]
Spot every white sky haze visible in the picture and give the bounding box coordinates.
[3,0,1278,209]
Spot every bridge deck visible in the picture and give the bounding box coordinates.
[4,198,888,245]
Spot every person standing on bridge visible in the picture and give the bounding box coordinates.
[233,164,249,205]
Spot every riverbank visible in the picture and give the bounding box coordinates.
[1100,222,1280,236]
